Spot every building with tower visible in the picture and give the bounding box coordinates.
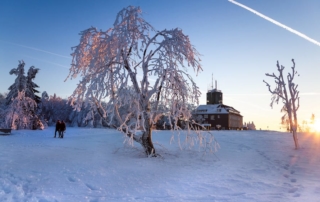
[193,81,243,130]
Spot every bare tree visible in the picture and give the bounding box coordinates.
[263,59,300,149]
[66,6,204,156]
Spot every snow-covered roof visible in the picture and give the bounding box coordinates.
[207,89,222,93]
[193,104,241,115]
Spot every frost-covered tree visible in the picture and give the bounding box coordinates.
[26,66,41,104]
[6,61,41,105]
[39,93,73,126]
[4,91,44,130]
[6,61,26,104]
[0,93,7,103]
[66,6,205,156]
[69,104,88,127]
[39,92,107,128]
[263,59,300,149]
[36,91,50,128]
[280,113,290,132]
[246,121,256,130]
[0,93,7,126]
[69,100,107,128]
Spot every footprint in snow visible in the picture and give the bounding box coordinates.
[256,150,271,161]
[283,164,289,170]
[89,198,100,202]
[35,197,51,202]
[67,177,76,182]
[291,179,297,183]
[85,183,98,191]
[288,187,298,193]
[293,193,300,197]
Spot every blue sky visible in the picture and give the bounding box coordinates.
[1,0,320,130]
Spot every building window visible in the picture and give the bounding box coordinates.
[204,115,208,118]
[210,115,215,120]
[197,109,207,113]
[218,115,220,119]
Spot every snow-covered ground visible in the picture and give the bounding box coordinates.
[0,128,320,202]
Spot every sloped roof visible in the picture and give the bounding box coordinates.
[193,104,242,116]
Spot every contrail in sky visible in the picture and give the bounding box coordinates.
[228,0,320,47]
[0,40,72,59]
[23,55,70,69]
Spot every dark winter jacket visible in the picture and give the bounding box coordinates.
[61,121,66,131]
[55,121,61,131]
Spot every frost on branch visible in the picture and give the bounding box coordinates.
[6,60,41,105]
[4,61,43,130]
[4,91,43,130]
[263,59,300,149]
[66,6,217,156]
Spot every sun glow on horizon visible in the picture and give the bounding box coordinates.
[313,119,320,133]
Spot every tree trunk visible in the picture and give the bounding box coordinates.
[141,123,156,156]
[287,107,299,149]
[291,106,299,149]
[10,108,15,129]
[291,100,299,149]
[141,103,156,156]
[292,130,299,149]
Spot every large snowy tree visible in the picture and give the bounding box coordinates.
[4,91,44,130]
[66,6,203,156]
[6,61,41,105]
[263,59,300,149]
[4,61,44,130]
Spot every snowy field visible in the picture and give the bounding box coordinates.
[1,127,320,202]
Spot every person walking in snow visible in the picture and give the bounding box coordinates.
[54,120,61,138]
[60,120,66,138]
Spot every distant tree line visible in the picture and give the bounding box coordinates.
[0,61,111,129]
[0,61,198,130]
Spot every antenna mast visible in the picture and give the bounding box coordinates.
[212,74,214,90]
